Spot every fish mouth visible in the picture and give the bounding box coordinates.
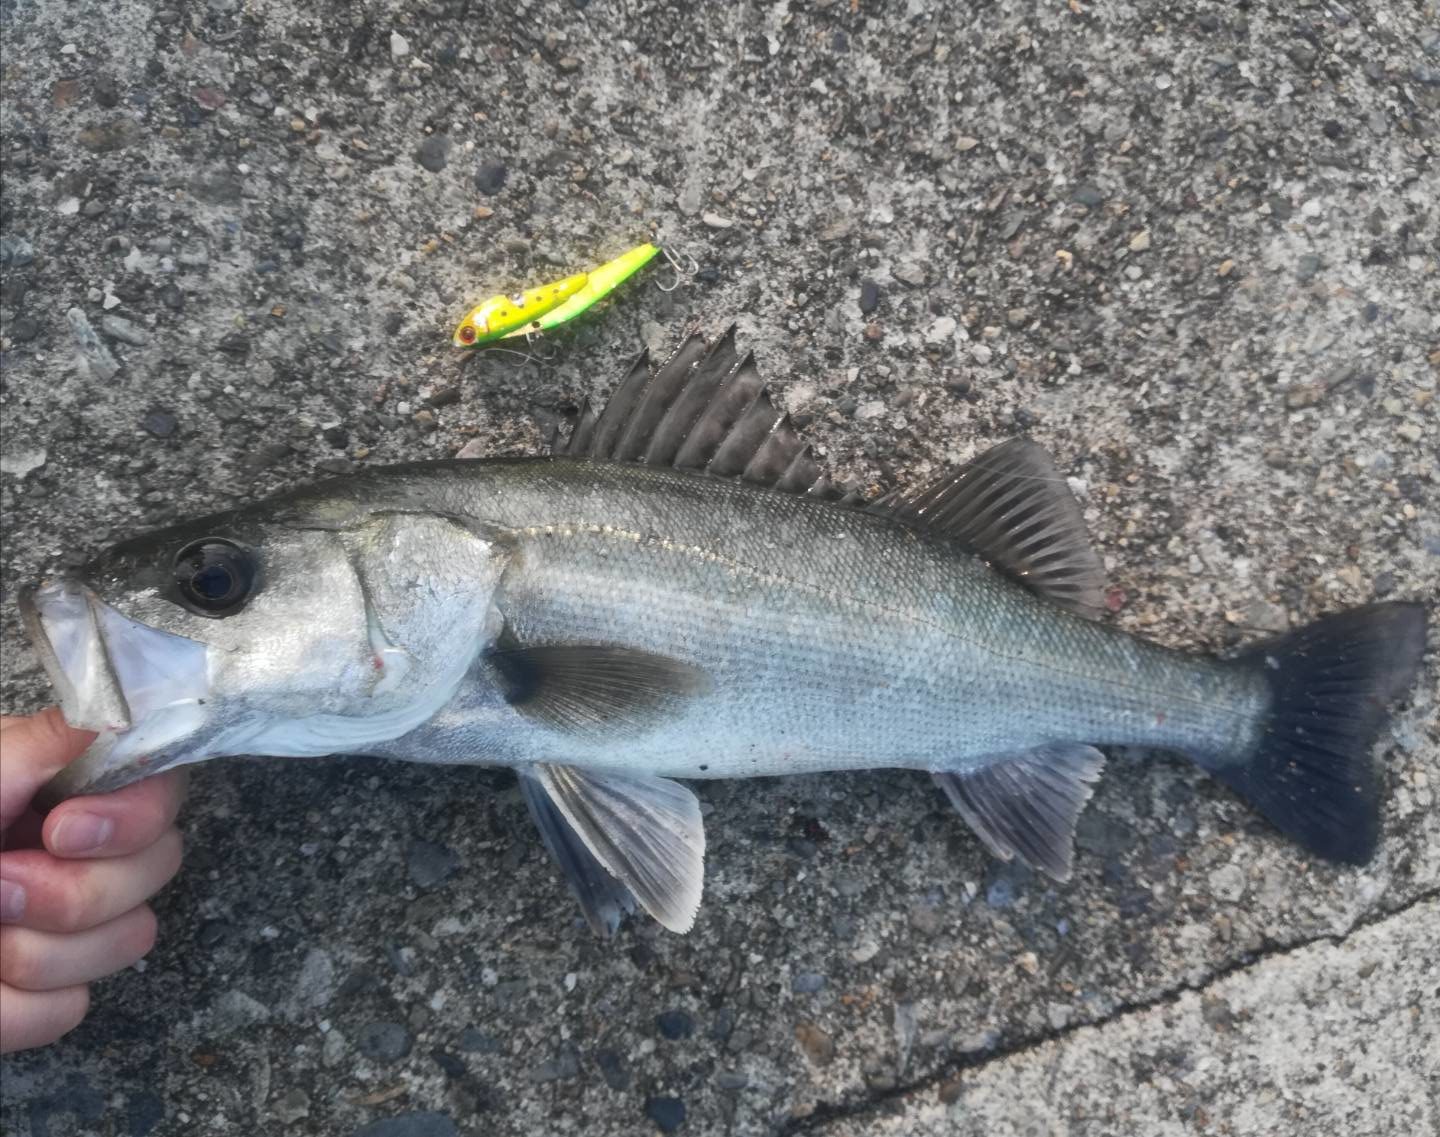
[20,579,210,802]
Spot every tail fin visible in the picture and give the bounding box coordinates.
[1214,602,1427,864]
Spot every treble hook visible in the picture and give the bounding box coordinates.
[654,245,700,293]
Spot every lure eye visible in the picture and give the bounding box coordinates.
[173,538,256,617]
[458,324,477,345]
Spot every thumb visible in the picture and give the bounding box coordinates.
[0,710,97,832]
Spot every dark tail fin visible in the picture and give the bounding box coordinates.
[1215,602,1427,864]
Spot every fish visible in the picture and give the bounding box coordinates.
[451,243,661,348]
[19,327,1429,936]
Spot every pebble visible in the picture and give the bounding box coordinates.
[1296,253,1323,282]
[716,1071,748,1091]
[863,322,883,343]
[701,211,734,229]
[0,449,46,478]
[1208,864,1247,903]
[0,234,34,266]
[407,839,460,888]
[1129,229,1152,252]
[892,262,926,287]
[528,1044,581,1083]
[925,316,957,343]
[596,1048,630,1090]
[100,314,150,346]
[323,426,349,449]
[9,315,39,342]
[657,1010,694,1040]
[210,990,271,1036]
[1071,184,1105,207]
[390,31,410,58]
[66,307,121,380]
[416,135,450,173]
[458,1028,501,1053]
[970,343,993,365]
[357,1022,412,1061]
[858,278,881,313]
[352,1113,457,1137]
[791,972,826,994]
[273,1088,309,1125]
[474,160,508,195]
[795,1022,836,1065]
[644,1096,686,1133]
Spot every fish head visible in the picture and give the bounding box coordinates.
[22,498,508,802]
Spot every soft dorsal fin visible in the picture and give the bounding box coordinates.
[553,326,836,498]
[872,438,1106,617]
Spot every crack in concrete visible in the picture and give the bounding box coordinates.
[783,886,1440,1134]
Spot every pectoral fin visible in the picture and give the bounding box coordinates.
[932,744,1106,881]
[489,644,708,737]
[532,763,705,934]
[518,769,636,937]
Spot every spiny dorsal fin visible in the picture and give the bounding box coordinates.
[872,438,1106,617]
[554,326,832,495]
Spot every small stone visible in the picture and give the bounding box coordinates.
[858,278,881,313]
[596,1048,630,1090]
[426,386,461,408]
[1296,254,1323,282]
[458,1028,501,1053]
[160,283,184,310]
[795,1022,835,1066]
[657,1010,694,1040]
[8,315,39,343]
[954,135,980,152]
[716,1071,748,1091]
[644,1096,686,1133]
[0,449,46,478]
[0,234,35,267]
[862,322,883,343]
[357,1022,412,1061]
[273,1088,310,1124]
[1396,423,1422,443]
[528,1044,581,1083]
[892,262,926,287]
[100,314,150,346]
[1243,600,1288,633]
[557,56,581,72]
[1015,951,1040,976]
[390,31,410,58]
[925,316,957,343]
[416,135,450,173]
[352,1113,458,1137]
[210,990,271,1036]
[1208,864,1246,903]
[407,840,460,889]
[66,307,120,380]
[93,73,120,108]
[474,160,508,195]
[1071,184,1105,207]
[1128,229,1152,252]
[322,426,349,449]
[1285,384,1324,409]
[970,343,993,365]
[701,211,734,229]
[791,972,826,994]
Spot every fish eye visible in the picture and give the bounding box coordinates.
[458,324,477,344]
[173,538,256,617]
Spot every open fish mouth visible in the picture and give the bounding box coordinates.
[19,579,210,801]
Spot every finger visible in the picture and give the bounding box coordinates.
[42,770,188,859]
[0,710,96,831]
[0,982,89,1054]
[1,906,157,991]
[0,828,182,933]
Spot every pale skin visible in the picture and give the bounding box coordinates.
[0,710,185,1054]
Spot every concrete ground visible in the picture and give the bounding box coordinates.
[2,1,1436,1135]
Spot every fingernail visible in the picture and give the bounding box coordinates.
[50,812,116,855]
[0,879,25,923]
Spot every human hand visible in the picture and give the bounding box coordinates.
[1,709,185,1053]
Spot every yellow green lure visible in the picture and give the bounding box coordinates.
[452,242,662,349]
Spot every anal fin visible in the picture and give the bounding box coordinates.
[932,744,1106,881]
[533,763,706,934]
[519,769,636,936]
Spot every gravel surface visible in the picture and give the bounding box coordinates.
[2,2,1436,1136]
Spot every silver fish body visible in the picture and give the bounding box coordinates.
[352,458,1264,779]
[20,329,1429,934]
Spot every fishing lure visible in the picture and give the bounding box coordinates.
[452,243,668,349]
